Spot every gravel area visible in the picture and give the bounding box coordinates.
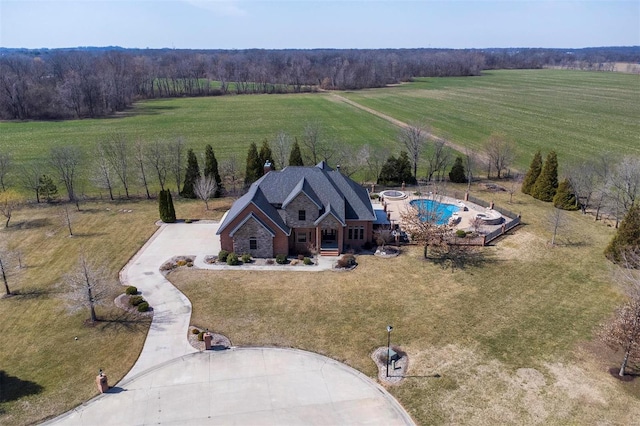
[187,326,231,351]
[372,347,408,385]
[114,293,154,317]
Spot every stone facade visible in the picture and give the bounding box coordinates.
[232,216,274,258]
[285,194,320,228]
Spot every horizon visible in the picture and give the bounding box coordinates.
[1,1,639,50]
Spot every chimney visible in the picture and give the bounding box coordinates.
[263,161,272,175]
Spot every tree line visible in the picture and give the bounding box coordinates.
[1,46,638,120]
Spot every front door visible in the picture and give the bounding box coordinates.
[321,229,337,246]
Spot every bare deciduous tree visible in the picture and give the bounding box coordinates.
[194,175,217,210]
[464,147,477,193]
[102,133,131,199]
[168,137,186,194]
[425,139,451,182]
[221,153,241,196]
[93,144,115,200]
[610,156,640,213]
[374,229,394,251]
[19,163,44,203]
[0,247,11,295]
[60,204,75,237]
[566,160,599,213]
[362,144,390,184]
[272,130,292,170]
[484,133,516,179]
[302,122,323,165]
[62,255,112,324]
[399,122,429,180]
[507,173,523,204]
[50,146,81,209]
[547,207,567,246]
[0,152,11,191]
[134,138,152,199]
[0,189,24,228]
[147,140,169,191]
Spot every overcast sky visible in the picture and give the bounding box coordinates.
[1,0,638,49]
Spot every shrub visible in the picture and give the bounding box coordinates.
[125,286,138,295]
[184,218,192,224]
[137,301,149,312]
[456,229,467,238]
[186,262,193,267]
[197,331,205,341]
[227,252,240,265]
[275,254,288,264]
[192,328,200,334]
[129,295,144,306]
[241,253,252,263]
[176,259,187,267]
[218,250,229,262]
[266,259,275,265]
[337,253,357,268]
[298,254,305,261]
[370,193,379,199]
[303,257,313,265]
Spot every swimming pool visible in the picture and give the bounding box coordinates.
[410,199,460,225]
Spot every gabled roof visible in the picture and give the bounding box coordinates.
[218,161,375,234]
[282,178,323,210]
[216,186,291,236]
[229,212,276,237]
[314,203,346,227]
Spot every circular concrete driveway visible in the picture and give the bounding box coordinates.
[48,348,415,425]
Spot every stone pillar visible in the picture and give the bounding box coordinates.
[204,332,213,350]
[96,372,108,393]
[490,201,494,209]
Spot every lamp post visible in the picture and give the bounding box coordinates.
[386,325,393,377]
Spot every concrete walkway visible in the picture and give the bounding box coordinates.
[47,348,414,425]
[45,220,414,424]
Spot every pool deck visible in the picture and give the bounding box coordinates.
[374,193,505,234]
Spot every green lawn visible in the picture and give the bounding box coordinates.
[1,70,637,185]
[341,69,640,170]
[0,93,398,166]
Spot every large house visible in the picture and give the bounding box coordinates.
[217,161,376,257]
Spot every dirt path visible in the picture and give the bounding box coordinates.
[328,92,490,164]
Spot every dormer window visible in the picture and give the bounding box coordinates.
[298,210,306,221]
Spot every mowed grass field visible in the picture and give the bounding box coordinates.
[1,69,638,180]
[341,69,640,170]
[171,186,640,425]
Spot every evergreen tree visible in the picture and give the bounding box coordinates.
[258,139,275,172]
[378,151,416,186]
[449,156,467,183]
[378,155,399,185]
[288,138,304,166]
[605,204,640,264]
[38,174,58,202]
[532,150,558,202]
[180,148,200,198]
[204,144,223,198]
[158,189,176,223]
[244,142,261,188]
[553,179,579,210]
[522,150,543,195]
[398,151,417,185]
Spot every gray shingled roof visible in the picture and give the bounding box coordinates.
[217,162,375,235]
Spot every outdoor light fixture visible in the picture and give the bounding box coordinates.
[386,325,393,377]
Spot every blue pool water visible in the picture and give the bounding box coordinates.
[410,199,460,225]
